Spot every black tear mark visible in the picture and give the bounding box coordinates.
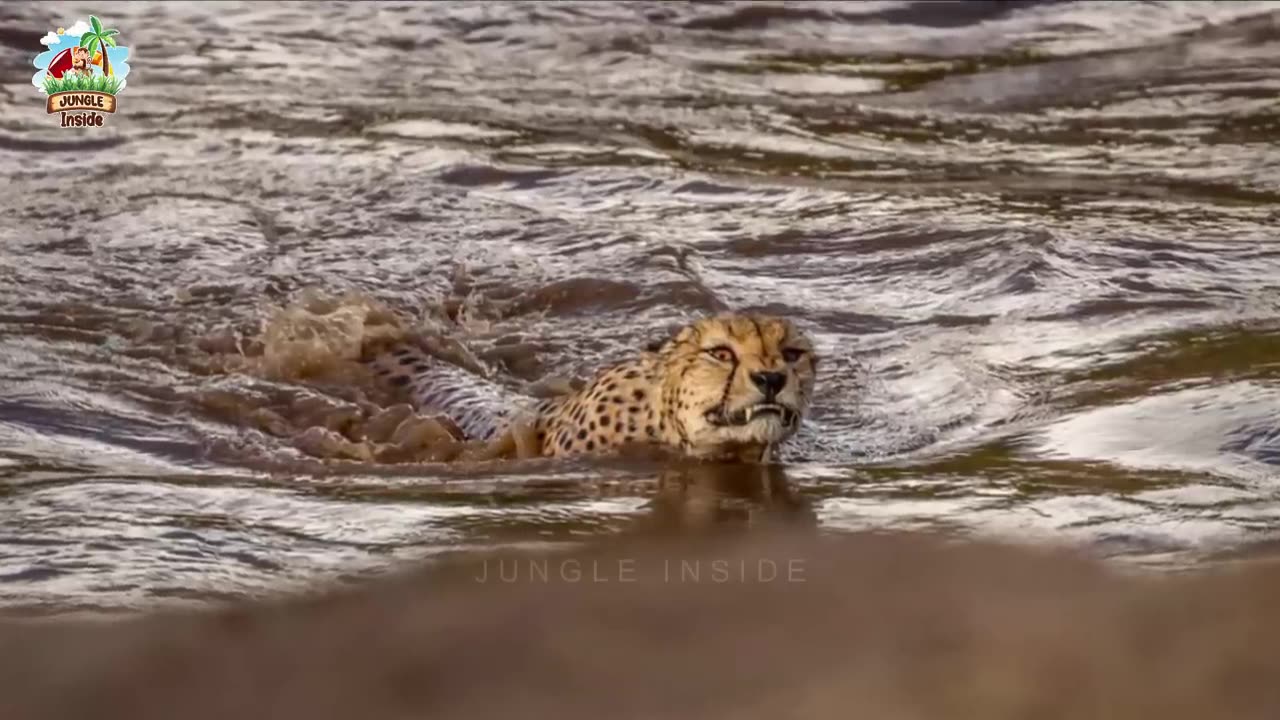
[715,355,737,419]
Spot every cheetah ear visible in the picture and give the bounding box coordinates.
[644,335,670,353]
[644,325,682,353]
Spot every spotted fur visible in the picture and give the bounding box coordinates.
[368,313,818,462]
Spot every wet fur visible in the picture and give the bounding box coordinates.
[368,344,529,442]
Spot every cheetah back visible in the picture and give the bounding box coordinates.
[536,359,668,457]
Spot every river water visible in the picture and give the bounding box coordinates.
[1,0,1279,615]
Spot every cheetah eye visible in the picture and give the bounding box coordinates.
[705,346,736,363]
[781,348,806,363]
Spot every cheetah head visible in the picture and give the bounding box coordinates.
[652,313,817,458]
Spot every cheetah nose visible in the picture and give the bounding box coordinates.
[749,371,787,398]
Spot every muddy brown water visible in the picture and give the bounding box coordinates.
[1,1,1279,615]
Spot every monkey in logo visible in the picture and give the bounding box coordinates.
[69,46,92,77]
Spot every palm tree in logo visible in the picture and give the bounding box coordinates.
[78,15,119,78]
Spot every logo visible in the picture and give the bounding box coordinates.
[30,16,131,128]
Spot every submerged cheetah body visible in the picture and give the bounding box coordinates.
[368,314,818,462]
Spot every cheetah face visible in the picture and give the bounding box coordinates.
[657,314,817,455]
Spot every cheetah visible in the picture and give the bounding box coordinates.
[368,313,818,462]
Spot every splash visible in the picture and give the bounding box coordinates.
[190,289,546,467]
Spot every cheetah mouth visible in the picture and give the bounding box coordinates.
[708,403,799,428]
